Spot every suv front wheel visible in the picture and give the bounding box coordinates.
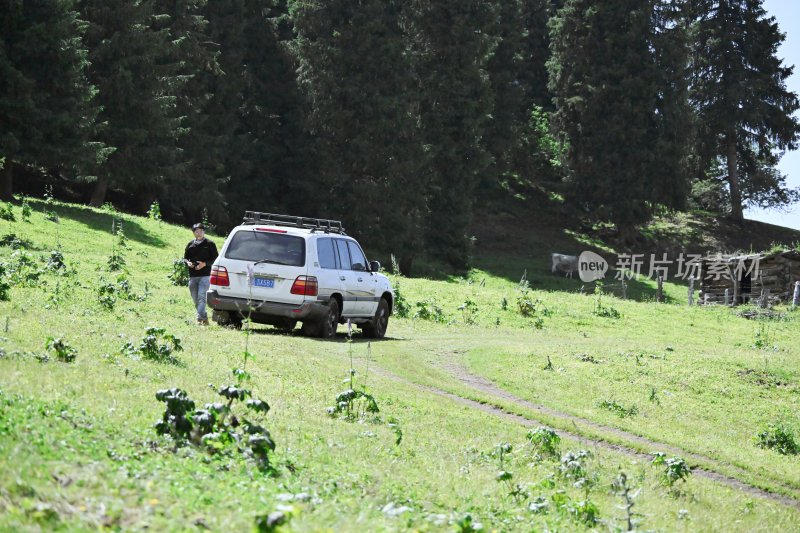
[362,298,389,339]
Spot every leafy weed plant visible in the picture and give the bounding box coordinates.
[45,337,77,363]
[458,298,478,325]
[593,283,621,318]
[168,258,190,286]
[598,399,638,418]
[527,426,561,461]
[0,233,31,249]
[327,325,380,421]
[755,423,799,455]
[0,203,15,222]
[413,298,447,323]
[21,196,31,222]
[154,385,276,471]
[147,201,162,221]
[123,327,183,365]
[611,471,641,531]
[651,453,691,487]
[0,268,9,301]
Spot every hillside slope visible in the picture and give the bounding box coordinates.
[1,199,800,531]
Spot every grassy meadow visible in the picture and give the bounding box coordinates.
[1,198,800,531]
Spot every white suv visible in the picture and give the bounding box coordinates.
[206,212,394,339]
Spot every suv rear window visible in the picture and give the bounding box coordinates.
[225,230,306,267]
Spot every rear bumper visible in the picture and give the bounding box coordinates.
[206,290,328,321]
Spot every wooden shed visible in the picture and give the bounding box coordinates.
[699,250,800,305]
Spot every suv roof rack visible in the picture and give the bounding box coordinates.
[242,211,346,234]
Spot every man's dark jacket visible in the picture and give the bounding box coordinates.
[184,238,219,277]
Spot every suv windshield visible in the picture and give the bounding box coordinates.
[225,230,306,267]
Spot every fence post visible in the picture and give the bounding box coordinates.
[688,277,694,306]
[657,276,664,303]
[793,281,800,309]
[724,288,730,306]
[622,280,627,300]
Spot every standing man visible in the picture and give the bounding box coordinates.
[184,223,218,325]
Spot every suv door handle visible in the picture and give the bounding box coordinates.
[339,276,346,281]
[357,277,363,282]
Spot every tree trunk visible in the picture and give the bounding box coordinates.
[0,163,13,202]
[399,255,414,277]
[89,175,109,207]
[726,131,744,222]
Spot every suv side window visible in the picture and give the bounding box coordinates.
[347,241,367,271]
[335,239,352,270]
[317,238,338,269]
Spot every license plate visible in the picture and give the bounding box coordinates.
[252,277,275,288]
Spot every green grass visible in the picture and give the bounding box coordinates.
[1,198,800,531]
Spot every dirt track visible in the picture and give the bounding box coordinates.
[375,361,800,510]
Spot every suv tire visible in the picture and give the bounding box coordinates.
[318,298,340,339]
[213,310,242,329]
[362,298,389,339]
[302,299,339,339]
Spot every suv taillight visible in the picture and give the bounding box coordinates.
[290,275,318,296]
[210,265,229,287]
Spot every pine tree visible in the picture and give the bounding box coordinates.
[290,0,427,272]
[691,0,800,221]
[0,0,102,200]
[548,0,687,234]
[208,0,313,227]
[79,0,182,207]
[650,0,693,210]
[151,0,225,219]
[483,0,559,200]
[405,0,498,270]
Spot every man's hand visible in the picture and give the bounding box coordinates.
[195,261,206,270]
[186,260,194,268]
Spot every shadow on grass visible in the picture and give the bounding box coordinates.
[27,198,169,248]
[472,252,685,303]
[246,326,401,342]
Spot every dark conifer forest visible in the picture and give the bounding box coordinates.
[1,0,798,271]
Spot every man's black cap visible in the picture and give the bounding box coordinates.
[192,223,205,230]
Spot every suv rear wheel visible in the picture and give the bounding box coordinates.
[302,298,339,339]
[212,310,242,329]
[362,298,389,339]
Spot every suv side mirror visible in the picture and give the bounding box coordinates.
[369,260,381,272]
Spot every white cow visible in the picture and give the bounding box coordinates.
[551,253,578,278]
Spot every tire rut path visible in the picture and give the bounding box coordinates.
[372,363,800,510]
